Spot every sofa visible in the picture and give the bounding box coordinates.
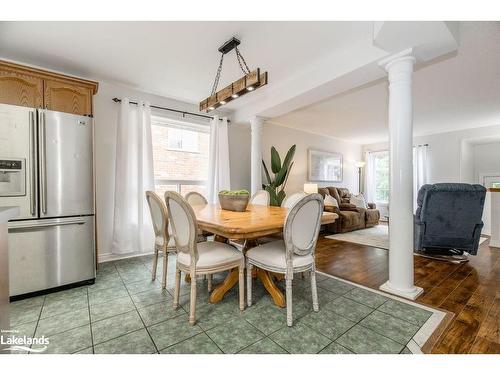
[318,187,380,234]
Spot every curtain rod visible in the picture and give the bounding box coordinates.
[111,98,229,122]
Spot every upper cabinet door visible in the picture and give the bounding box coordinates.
[0,66,43,108]
[44,79,93,116]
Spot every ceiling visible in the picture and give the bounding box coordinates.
[270,22,500,144]
[0,21,373,106]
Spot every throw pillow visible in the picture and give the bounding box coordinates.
[324,193,339,208]
[350,193,368,209]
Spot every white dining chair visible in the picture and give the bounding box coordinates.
[281,192,307,209]
[165,191,245,325]
[246,194,324,326]
[145,191,177,289]
[250,190,270,206]
[185,191,208,206]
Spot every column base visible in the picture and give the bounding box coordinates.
[488,239,500,248]
[379,281,423,300]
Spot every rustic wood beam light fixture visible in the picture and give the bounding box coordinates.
[199,37,268,112]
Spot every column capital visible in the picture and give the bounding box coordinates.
[250,116,265,128]
[378,48,416,73]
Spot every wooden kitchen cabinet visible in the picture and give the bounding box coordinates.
[0,60,98,116]
[0,65,44,108]
[44,79,93,116]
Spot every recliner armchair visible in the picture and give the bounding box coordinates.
[414,183,486,257]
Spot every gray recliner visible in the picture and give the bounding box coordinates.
[414,183,486,256]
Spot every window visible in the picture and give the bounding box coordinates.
[372,151,390,203]
[151,115,210,197]
[167,128,199,152]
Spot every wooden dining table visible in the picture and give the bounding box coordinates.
[191,203,338,307]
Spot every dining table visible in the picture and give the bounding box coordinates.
[191,203,339,308]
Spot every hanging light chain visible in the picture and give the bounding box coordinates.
[210,53,225,96]
[235,46,251,75]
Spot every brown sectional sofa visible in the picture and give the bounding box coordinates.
[318,187,380,234]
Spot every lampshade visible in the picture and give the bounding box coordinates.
[354,161,366,168]
[303,183,318,194]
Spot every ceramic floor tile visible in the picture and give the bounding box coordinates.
[238,337,288,354]
[359,310,420,345]
[243,303,288,335]
[336,325,404,354]
[131,289,172,309]
[378,300,433,326]
[91,310,144,344]
[401,346,413,354]
[94,328,157,354]
[148,315,202,350]
[160,332,222,354]
[344,287,388,309]
[10,295,45,309]
[33,325,92,354]
[190,299,241,331]
[300,308,356,340]
[88,274,124,292]
[323,297,373,323]
[318,278,355,295]
[75,347,94,354]
[9,303,43,326]
[125,279,162,295]
[206,318,264,354]
[269,321,331,354]
[4,321,38,354]
[88,285,129,306]
[40,295,88,319]
[137,301,186,326]
[36,307,90,337]
[44,286,88,303]
[89,295,136,323]
[319,342,354,354]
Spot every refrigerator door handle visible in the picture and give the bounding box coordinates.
[8,218,87,230]
[39,110,47,214]
[29,110,37,216]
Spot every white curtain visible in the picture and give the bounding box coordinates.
[112,98,155,255]
[413,144,429,208]
[364,151,377,203]
[207,116,231,203]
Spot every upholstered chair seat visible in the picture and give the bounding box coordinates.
[246,240,314,271]
[177,241,243,269]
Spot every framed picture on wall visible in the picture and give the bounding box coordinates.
[308,149,343,182]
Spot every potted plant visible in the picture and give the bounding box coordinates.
[262,145,296,206]
[218,189,250,212]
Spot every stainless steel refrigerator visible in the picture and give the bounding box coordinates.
[0,103,95,298]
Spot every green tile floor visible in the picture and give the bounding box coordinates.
[7,254,434,354]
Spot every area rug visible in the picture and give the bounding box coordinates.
[325,225,488,250]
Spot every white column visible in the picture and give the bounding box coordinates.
[490,190,500,248]
[379,50,423,300]
[250,116,264,195]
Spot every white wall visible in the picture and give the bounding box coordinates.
[363,124,500,184]
[94,81,246,261]
[262,122,363,195]
[473,141,500,235]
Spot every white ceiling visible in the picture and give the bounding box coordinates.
[0,21,373,106]
[270,22,500,144]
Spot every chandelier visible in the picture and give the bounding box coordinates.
[200,37,268,113]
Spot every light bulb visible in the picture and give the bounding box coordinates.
[220,100,226,105]
[247,86,254,91]
[231,94,239,99]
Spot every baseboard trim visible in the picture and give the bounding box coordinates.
[98,251,155,264]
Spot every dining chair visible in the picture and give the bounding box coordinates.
[165,191,246,325]
[246,194,324,326]
[185,191,208,206]
[250,190,270,205]
[145,191,177,289]
[281,192,307,209]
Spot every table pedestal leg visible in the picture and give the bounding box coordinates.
[209,268,239,303]
[256,269,286,308]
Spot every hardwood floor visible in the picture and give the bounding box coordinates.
[315,235,500,354]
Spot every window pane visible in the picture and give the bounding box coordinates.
[373,151,389,203]
[180,184,207,197]
[151,117,210,197]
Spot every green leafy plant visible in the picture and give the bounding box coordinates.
[219,189,250,196]
[262,145,296,206]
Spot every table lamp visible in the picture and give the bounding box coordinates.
[303,183,318,194]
